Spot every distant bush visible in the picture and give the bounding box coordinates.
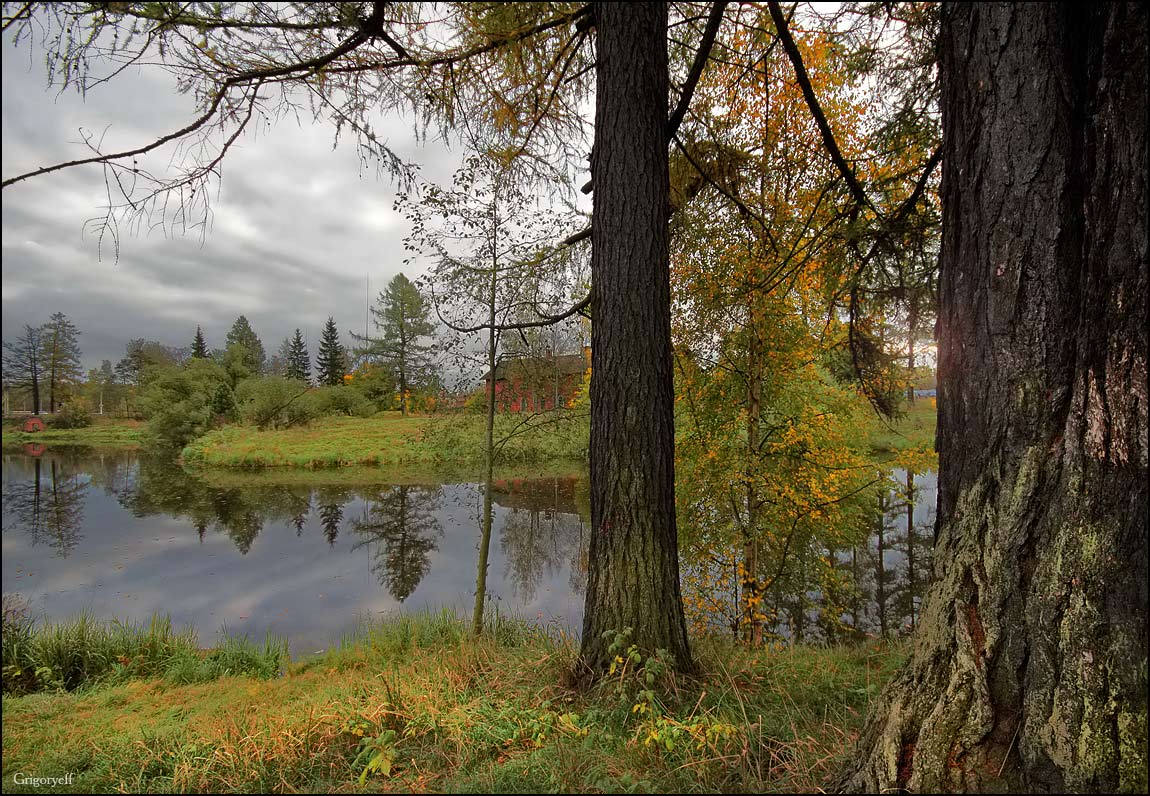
[235,376,318,430]
[313,385,374,418]
[346,363,398,412]
[462,390,487,415]
[49,402,93,428]
[140,358,233,449]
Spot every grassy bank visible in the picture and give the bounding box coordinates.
[867,400,937,464]
[1,418,144,447]
[182,411,589,469]
[1,604,286,696]
[2,610,903,794]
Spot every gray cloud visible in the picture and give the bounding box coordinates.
[2,36,463,370]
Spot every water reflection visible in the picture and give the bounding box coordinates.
[352,486,443,602]
[3,448,937,651]
[2,448,590,654]
[2,456,86,557]
[842,468,937,640]
[492,478,589,603]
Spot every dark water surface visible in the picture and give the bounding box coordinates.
[2,448,589,655]
[2,447,938,653]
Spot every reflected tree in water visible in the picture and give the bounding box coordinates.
[351,485,442,602]
[2,455,86,557]
[119,457,320,553]
[495,478,588,603]
[846,471,938,639]
[316,494,347,547]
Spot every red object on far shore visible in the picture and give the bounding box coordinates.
[21,416,45,433]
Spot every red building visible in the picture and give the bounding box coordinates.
[483,348,590,412]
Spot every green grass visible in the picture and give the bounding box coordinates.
[182,411,589,470]
[2,608,904,794]
[2,601,287,697]
[867,400,937,466]
[1,417,144,447]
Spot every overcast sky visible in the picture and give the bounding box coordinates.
[2,35,468,373]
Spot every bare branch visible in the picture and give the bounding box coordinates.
[667,1,728,140]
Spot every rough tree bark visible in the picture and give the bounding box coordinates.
[839,3,1147,792]
[579,1,694,675]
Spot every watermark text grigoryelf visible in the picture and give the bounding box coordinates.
[10,772,77,787]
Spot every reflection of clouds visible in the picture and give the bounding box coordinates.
[2,454,589,655]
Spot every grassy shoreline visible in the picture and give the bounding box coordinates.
[2,609,903,794]
[1,418,145,447]
[3,404,935,475]
[182,412,589,469]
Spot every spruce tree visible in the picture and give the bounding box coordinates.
[191,326,209,359]
[285,328,311,384]
[40,312,83,413]
[316,317,346,387]
[354,273,435,415]
[224,315,265,375]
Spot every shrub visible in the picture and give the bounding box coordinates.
[49,402,93,428]
[347,364,398,412]
[140,359,232,449]
[235,376,318,430]
[313,385,374,417]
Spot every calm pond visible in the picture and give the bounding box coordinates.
[3,448,589,655]
[2,447,936,654]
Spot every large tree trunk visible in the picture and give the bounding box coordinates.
[579,1,694,675]
[840,4,1147,792]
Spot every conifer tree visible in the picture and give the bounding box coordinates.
[191,326,209,359]
[355,273,435,415]
[316,317,346,387]
[224,315,265,375]
[40,312,83,413]
[285,328,311,384]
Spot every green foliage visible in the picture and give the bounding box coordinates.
[1,607,286,695]
[48,401,94,429]
[139,358,232,449]
[224,315,266,375]
[191,325,209,359]
[353,273,436,414]
[316,316,347,386]
[115,338,180,387]
[235,376,318,430]
[39,311,84,411]
[215,341,254,388]
[346,362,398,411]
[313,384,374,417]
[284,328,311,383]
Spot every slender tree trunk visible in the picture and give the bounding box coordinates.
[398,331,408,417]
[579,1,693,675]
[850,545,860,632]
[876,491,888,638]
[906,469,916,632]
[839,4,1147,791]
[742,325,763,645]
[906,300,918,405]
[473,234,500,636]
